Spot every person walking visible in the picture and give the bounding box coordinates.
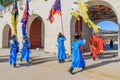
[57,32,66,63]
[89,33,100,60]
[20,36,30,63]
[96,34,105,56]
[68,34,86,74]
[9,35,19,68]
[109,39,113,48]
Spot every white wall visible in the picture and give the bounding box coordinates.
[0,0,120,55]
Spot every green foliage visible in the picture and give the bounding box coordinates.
[0,0,13,7]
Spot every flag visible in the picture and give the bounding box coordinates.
[87,20,100,32]
[11,0,19,38]
[78,0,89,23]
[78,0,100,32]
[71,1,81,20]
[21,0,30,36]
[47,0,62,23]
[71,10,80,20]
[71,0,100,32]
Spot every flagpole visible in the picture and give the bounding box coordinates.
[60,0,64,34]
[47,0,64,34]
[60,14,64,34]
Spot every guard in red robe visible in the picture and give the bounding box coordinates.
[89,33,99,60]
[96,34,105,54]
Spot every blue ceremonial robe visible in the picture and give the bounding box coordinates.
[9,40,19,65]
[71,39,85,68]
[57,36,66,60]
[20,39,30,61]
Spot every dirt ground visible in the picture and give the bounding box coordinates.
[0,49,120,80]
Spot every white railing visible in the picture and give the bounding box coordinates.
[0,0,33,15]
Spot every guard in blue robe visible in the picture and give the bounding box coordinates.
[68,34,86,74]
[20,36,30,63]
[9,35,19,68]
[57,32,66,63]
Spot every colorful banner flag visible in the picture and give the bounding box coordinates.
[11,0,19,39]
[71,0,100,32]
[71,10,80,20]
[21,0,30,36]
[47,0,62,23]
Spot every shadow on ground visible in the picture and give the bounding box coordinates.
[73,58,120,74]
[0,58,9,63]
[18,56,57,68]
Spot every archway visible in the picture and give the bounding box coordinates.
[70,0,118,52]
[27,14,45,49]
[86,0,120,56]
[88,4,118,51]
[2,24,11,48]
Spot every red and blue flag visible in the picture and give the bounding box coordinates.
[21,0,30,36]
[47,0,62,23]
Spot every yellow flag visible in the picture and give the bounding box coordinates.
[71,10,80,20]
[71,0,100,32]
[11,0,19,40]
[78,0,100,32]
[78,0,89,23]
[87,20,100,32]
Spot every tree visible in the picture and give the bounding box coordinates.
[0,0,13,7]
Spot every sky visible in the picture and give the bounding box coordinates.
[0,5,3,11]
[97,21,118,31]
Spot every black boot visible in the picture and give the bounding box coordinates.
[20,58,22,62]
[90,53,92,56]
[68,67,74,74]
[82,66,85,71]
[100,53,102,56]
[62,59,65,63]
[27,60,30,63]
[13,64,16,68]
[93,57,96,60]
[58,59,62,63]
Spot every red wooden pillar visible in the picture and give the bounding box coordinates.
[8,28,11,40]
[75,17,83,53]
[8,28,12,47]
[75,17,82,35]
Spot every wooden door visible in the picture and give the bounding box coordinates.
[30,18,41,48]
